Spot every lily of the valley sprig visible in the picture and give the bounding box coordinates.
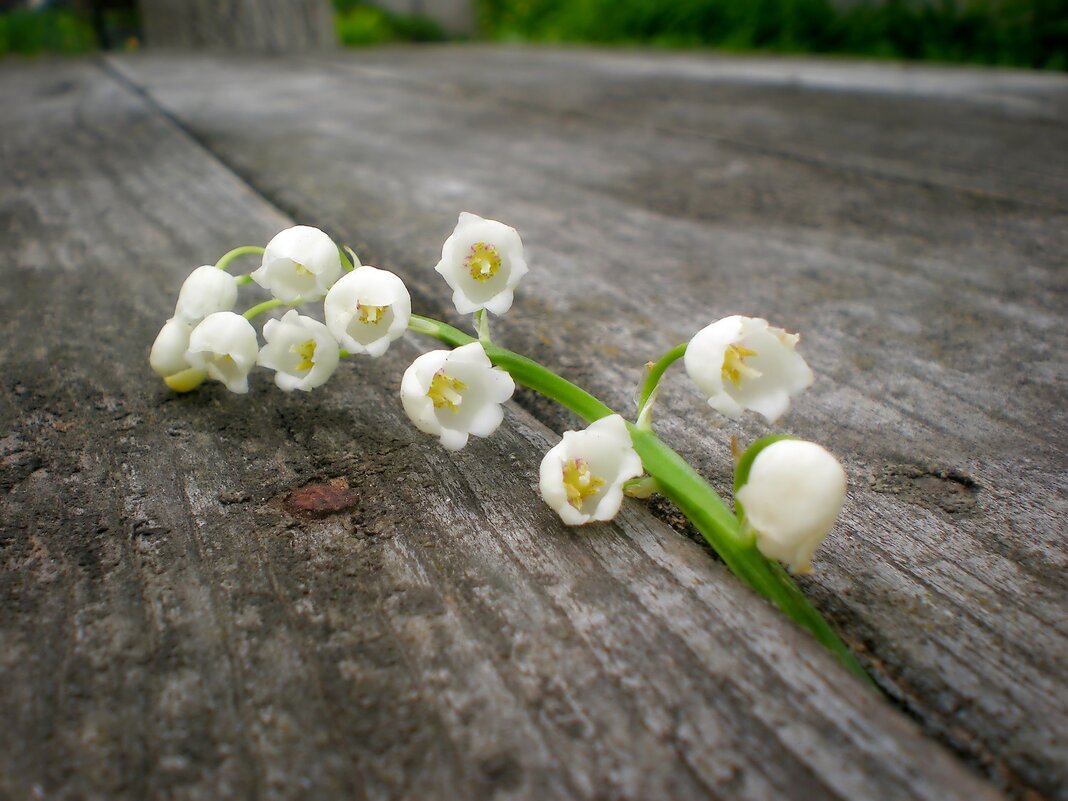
[148,212,869,682]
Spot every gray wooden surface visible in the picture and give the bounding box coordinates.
[0,47,1065,800]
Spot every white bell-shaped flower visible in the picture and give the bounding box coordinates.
[150,318,195,378]
[434,212,528,316]
[539,414,644,526]
[251,225,342,303]
[150,318,207,392]
[400,342,515,451]
[684,315,814,423]
[324,266,411,357]
[174,265,238,324]
[185,311,260,394]
[257,310,340,392]
[736,439,846,575]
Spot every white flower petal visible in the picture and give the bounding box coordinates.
[684,315,814,423]
[174,265,238,323]
[735,440,846,574]
[482,289,515,317]
[150,318,195,378]
[447,341,493,366]
[538,414,643,526]
[400,343,515,450]
[256,309,340,392]
[324,266,412,357]
[467,403,505,438]
[186,312,259,394]
[434,213,528,316]
[251,225,342,303]
[439,428,469,452]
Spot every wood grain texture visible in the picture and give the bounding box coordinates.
[104,48,1068,798]
[0,59,1004,800]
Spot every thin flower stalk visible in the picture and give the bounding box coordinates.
[406,314,869,682]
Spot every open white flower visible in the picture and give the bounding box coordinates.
[185,311,259,394]
[150,318,207,392]
[174,265,238,324]
[684,315,814,423]
[400,342,515,451]
[539,414,644,526]
[736,439,846,574]
[434,212,528,316]
[251,225,342,303]
[324,266,411,357]
[257,310,340,392]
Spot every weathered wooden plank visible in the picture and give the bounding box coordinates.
[104,50,1068,798]
[0,60,1000,800]
[330,46,1068,210]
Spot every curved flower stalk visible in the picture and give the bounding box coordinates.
[174,265,238,323]
[147,217,869,683]
[400,342,515,451]
[251,225,343,303]
[407,315,869,682]
[539,414,644,525]
[435,212,528,316]
[685,315,814,422]
[257,310,340,392]
[186,311,259,394]
[735,438,847,575]
[324,266,411,357]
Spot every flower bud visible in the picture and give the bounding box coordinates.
[150,318,195,378]
[150,318,209,393]
[735,439,846,574]
[174,265,238,324]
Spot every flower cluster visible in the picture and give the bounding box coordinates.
[150,225,413,396]
[150,212,847,579]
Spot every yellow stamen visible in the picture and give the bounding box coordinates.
[294,262,313,278]
[465,242,501,282]
[291,339,317,372]
[562,458,605,510]
[428,370,466,410]
[357,302,388,325]
[721,344,761,387]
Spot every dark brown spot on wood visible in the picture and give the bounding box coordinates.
[869,464,979,515]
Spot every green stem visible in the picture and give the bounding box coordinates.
[409,315,610,420]
[636,343,687,422]
[475,309,492,343]
[243,298,285,320]
[339,246,357,272]
[216,245,265,272]
[407,314,869,683]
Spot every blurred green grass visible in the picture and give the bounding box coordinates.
[479,0,1068,69]
[1,1,1063,69]
[0,8,97,56]
[334,0,445,45]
